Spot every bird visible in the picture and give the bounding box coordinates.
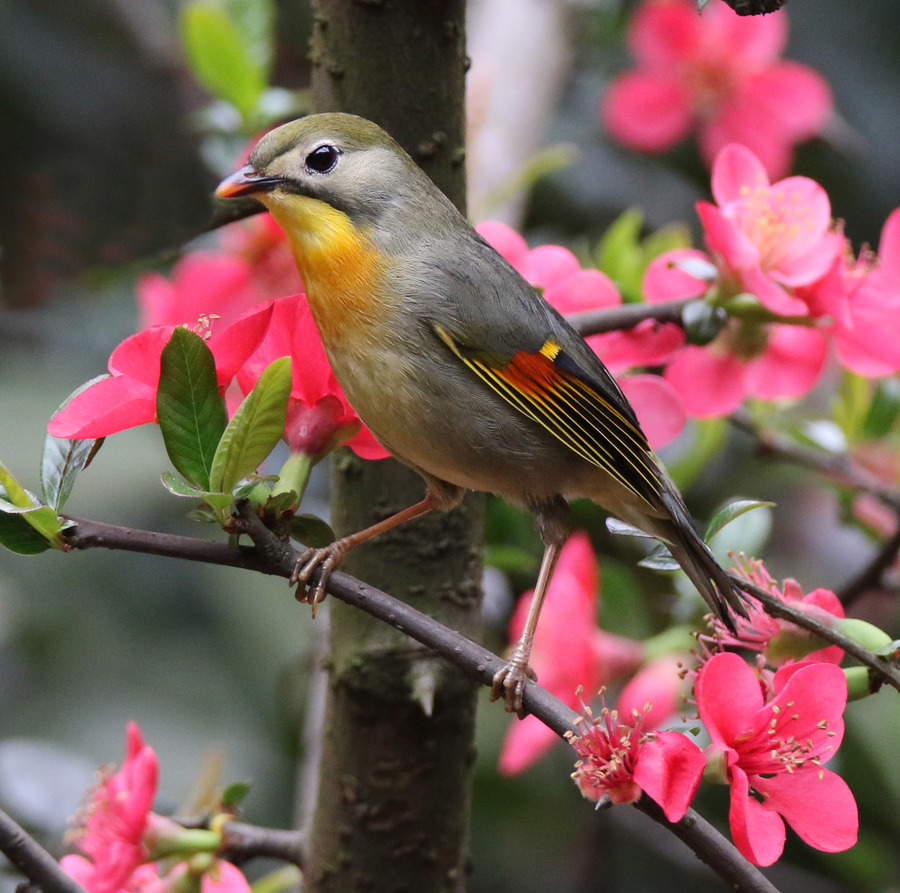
[215,112,747,715]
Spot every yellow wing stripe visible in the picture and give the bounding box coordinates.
[434,327,660,505]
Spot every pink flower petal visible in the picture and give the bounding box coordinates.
[743,325,827,401]
[728,765,787,866]
[743,63,832,143]
[664,346,746,418]
[602,73,693,152]
[642,249,713,303]
[752,769,858,853]
[879,208,900,282]
[696,201,761,273]
[633,731,705,822]
[520,245,582,290]
[546,269,621,315]
[711,144,769,207]
[47,376,158,439]
[618,374,686,449]
[498,715,559,776]
[695,652,765,752]
[476,221,530,269]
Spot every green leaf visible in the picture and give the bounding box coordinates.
[864,378,900,440]
[41,434,101,512]
[597,208,645,301]
[0,510,51,554]
[483,544,540,576]
[160,471,212,498]
[0,463,64,546]
[157,328,229,490]
[638,543,679,572]
[704,499,776,543]
[221,780,253,808]
[221,0,274,75]
[209,357,291,495]
[180,1,268,117]
[288,513,335,548]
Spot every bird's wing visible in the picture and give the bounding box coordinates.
[432,324,663,507]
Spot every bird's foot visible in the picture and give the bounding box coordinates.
[490,642,538,717]
[290,539,350,617]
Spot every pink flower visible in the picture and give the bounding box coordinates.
[569,697,705,822]
[697,143,843,316]
[805,209,900,377]
[137,254,262,331]
[601,0,832,179]
[477,221,687,447]
[498,532,644,775]
[695,652,858,865]
[62,723,158,893]
[645,247,829,417]
[704,557,845,666]
[48,305,274,440]
[219,212,301,300]
[235,294,388,461]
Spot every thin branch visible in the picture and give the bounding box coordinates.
[731,573,900,693]
[634,799,781,893]
[219,822,305,868]
[566,298,694,337]
[730,411,900,512]
[61,514,779,891]
[0,809,87,893]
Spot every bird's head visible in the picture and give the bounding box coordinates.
[215,113,423,232]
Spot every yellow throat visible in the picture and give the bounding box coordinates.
[260,192,391,346]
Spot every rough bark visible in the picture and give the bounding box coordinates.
[304,3,482,891]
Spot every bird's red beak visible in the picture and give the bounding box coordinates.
[215,165,284,199]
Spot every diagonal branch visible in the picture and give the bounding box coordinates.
[0,808,87,893]
[59,513,781,891]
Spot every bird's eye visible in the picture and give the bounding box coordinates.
[305,144,340,174]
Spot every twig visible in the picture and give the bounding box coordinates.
[566,298,694,337]
[731,573,900,693]
[0,809,87,893]
[61,514,779,891]
[219,822,305,868]
[634,800,781,893]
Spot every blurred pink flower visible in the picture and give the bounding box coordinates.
[696,652,857,866]
[601,0,832,178]
[498,532,644,775]
[697,143,843,316]
[137,253,262,331]
[61,723,157,893]
[569,696,705,822]
[616,655,688,731]
[48,305,274,440]
[236,294,389,461]
[477,221,687,447]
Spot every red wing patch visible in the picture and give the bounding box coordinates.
[433,327,661,505]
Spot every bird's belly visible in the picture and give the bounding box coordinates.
[331,345,601,505]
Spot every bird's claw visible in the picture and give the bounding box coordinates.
[490,649,538,717]
[290,541,349,617]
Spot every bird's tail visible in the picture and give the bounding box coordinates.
[660,497,748,633]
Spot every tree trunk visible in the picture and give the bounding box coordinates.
[304,3,483,891]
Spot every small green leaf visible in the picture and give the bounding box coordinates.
[157,328,229,490]
[160,471,211,498]
[597,208,645,301]
[288,513,335,548]
[209,357,291,495]
[484,544,540,576]
[41,434,101,512]
[704,499,776,543]
[222,780,253,808]
[0,510,51,554]
[638,543,680,572]
[0,463,64,546]
[180,1,268,117]
[606,517,654,538]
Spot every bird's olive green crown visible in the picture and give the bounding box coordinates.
[247,113,451,227]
